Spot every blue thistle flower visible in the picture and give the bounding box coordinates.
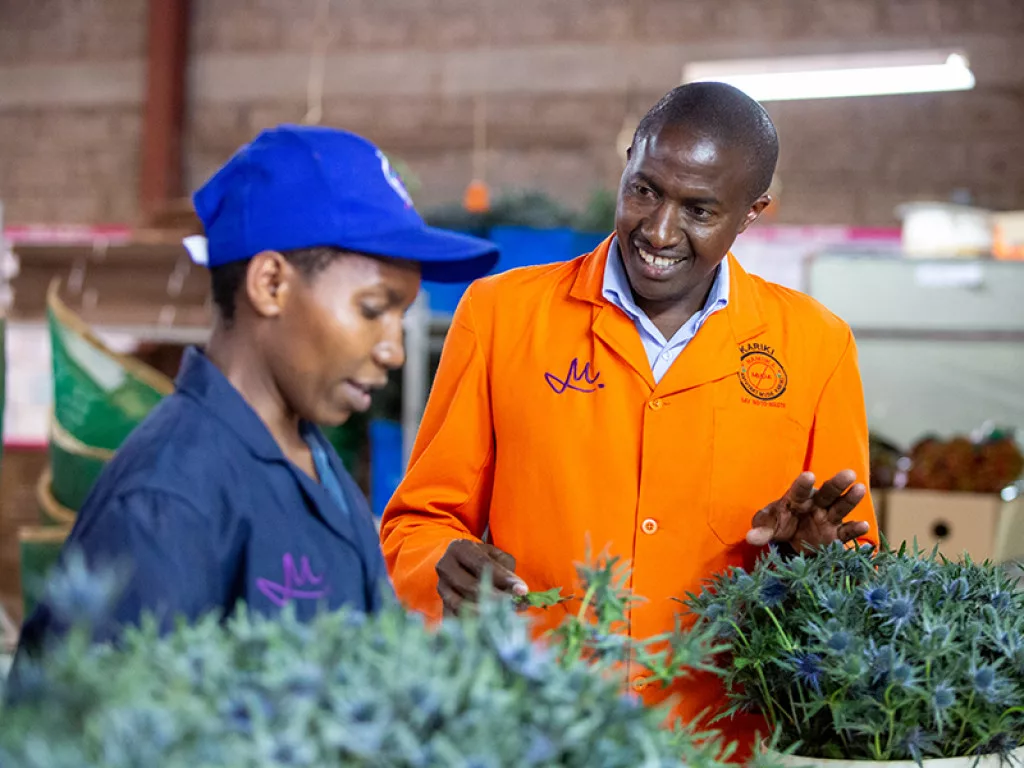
[284,662,322,697]
[978,732,1019,758]
[973,665,997,695]
[868,642,901,682]
[944,577,970,601]
[926,624,951,646]
[734,571,756,595]
[891,662,915,686]
[827,630,852,653]
[714,620,737,641]
[989,591,1013,613]
[759,576,789,607]
[882,593,916,632]
[843,653,868,683]
[818,589,847,615]
[786,652,824,693]
[863,586,890,611]
[907,559,938,585]
[899,726,939,764]
[43,550,126,627]
[493,632,550,682]
[703,602,725,622]
[933,682,956,710]
[524,733,556,763]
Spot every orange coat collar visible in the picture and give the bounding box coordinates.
[569,234,768,345]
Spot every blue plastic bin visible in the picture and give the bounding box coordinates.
[368,419,404,519]
[424,226,603,315]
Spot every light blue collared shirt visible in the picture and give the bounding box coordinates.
[602,238,730,383]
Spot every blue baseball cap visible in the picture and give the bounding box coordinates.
[182,124,498,283]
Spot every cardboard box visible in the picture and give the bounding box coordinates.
[883,489,1024,563]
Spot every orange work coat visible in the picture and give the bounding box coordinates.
[380,237,878,755]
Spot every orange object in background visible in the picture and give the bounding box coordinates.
[993,212,1024,260]
[462,178,491,213]
[381,237,878,760]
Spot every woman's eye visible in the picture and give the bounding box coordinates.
[361,305,385,320]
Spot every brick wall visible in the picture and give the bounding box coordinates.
[1,0,1022,227]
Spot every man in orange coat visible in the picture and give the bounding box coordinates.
[380,82,878,755]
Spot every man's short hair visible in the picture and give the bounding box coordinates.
[632,82,779,202]
[210,247,344,325]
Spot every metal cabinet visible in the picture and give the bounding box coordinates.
[808,253,1024,447]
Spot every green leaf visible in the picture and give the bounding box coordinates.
[514,587,571,609]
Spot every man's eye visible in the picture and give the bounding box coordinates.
[690,206,712,219]
[634,184,654,198]
[361,305,385,320]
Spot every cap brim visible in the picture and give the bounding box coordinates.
[182,227,498,285]
[343,226,498,284]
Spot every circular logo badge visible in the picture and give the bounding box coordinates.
[739,351,788,400]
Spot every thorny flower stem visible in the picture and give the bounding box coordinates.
[955,691,975,750]
[763,608,794,652]
[756,663,780,727]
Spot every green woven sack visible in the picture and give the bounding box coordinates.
[49,419,111,512]
[18,525,69,619]
[37,466,78,528]
[48,281,172,452]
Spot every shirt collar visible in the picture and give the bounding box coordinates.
[601,237,730,330]
[174,347,299,463]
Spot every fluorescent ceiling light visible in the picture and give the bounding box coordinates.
[682,50,975,102]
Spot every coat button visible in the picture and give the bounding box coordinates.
[648,398,663,410]
[641,518,658,535]
[632,676,647,692]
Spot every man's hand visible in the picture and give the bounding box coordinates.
[746,470,870,552]
[436,539,528,616]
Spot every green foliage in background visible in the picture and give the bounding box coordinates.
[687,542,1024,763]
[573,188,618,234]
[0,550,782,768]
[423,188,616,235]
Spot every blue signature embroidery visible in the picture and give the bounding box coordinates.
[545,358,604,394]
[256,553,329,608]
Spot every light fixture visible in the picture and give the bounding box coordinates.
[682,50,975,102]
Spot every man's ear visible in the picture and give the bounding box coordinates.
[738,194,772,234]
[244,251,294,319]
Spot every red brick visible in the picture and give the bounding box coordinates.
[879,0,969,35]
[52,195,106,224]
[104,190,139,225]
[965,0,1024,33]
[346,3,419,49]
[770,173,864,225]
[803,0,882,38]
[969,139,1024,183]
[2,196,55,224]
[210,11,283,53]
[246,101,308,133]
[879,140,971,187]
[638,0,722,43]
[187,104,249,151]
[557,0,635,43]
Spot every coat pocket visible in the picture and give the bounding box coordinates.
[707,406,808,546]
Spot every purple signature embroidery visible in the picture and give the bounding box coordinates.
[256,554,329,608]
[545,358,604,394]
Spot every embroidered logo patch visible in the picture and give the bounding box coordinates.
[738,343,788,401]
[545,358,604,394]
[256,553,329,608]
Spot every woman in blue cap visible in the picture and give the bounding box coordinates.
[13,126,497,656]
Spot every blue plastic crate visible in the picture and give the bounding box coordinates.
[423,226,610,315]
[368,419,403,519]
